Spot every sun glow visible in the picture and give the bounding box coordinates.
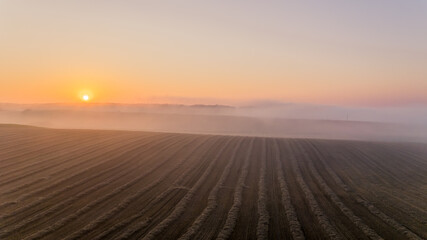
[78,89,94,103]
[82,94,90,102]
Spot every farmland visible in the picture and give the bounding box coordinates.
[0,124,426,239]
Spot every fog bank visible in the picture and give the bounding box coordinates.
[1,103,426,142]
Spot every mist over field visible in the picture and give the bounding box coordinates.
[2,1,427,239]
[1,102,426,142]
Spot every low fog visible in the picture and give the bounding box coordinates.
[1,103,427,143]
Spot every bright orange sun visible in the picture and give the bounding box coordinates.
[82,95,90,102]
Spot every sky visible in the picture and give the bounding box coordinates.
[0,1,426,106]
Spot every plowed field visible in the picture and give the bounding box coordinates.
[1,125,426,240]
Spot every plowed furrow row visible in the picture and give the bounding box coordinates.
[178,139,243,240]
[310,142,423,240]
[216,139,254,240]
[0,136,187,238]
[256,138,269,240]
[272,139,305,240]
[62,136,211,240]
[0,131,139,175]
[0,133,130,186]
[303,141,382,240]
[20,136,195,240]
[0,134,177,213]
[0,131,98,164]
[102,137,223,240]
[0,131,75,159]
[141,137,233,240]
[289,141,342,240]
[108,138,225,239]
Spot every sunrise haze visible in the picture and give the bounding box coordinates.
[1,0,426,106]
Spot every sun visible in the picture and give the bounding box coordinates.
[82,95,90,102]
[78,90,94,102]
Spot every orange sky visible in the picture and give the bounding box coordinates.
[1,1,426,106]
